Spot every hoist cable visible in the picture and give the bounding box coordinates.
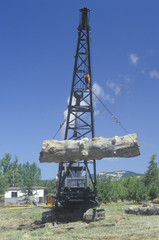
[52,118,67,139]
[52,81,135,144]
[80,79,135,143]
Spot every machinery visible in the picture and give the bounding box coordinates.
[41,7,141,223]
[55,7,104,222]
[46,194,56,207]
[42,7,105,223]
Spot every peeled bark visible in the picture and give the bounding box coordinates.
[39,133,140,163]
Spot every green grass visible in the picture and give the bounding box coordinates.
[0,204,159,240]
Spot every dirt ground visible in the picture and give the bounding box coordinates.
[0,210,87,232]
[0,206,45,231]
[0,204,159,240]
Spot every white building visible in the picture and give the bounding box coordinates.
[4,186,47,205]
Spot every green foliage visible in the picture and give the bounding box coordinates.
[21,186,34,205]
[97,177,123,203]
[122,176,147,202]
[20,161,41,187]
[116,180,127,202]
[97,176,113,203]
[97,155,158,203]
[0,169,6,194]
[43,179,56,194]
[97,175,148,204]
[143,154,159,200]
[0,153,22,187]
[0,152,57,200]
[144,154,158,186]
[0,153,42,198]
[18,161,41,203]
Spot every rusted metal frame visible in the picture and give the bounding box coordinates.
[79,52,87,55]
[57,161,63,199]
[60,30,82,196]
[79,34,86,47]
[78,42,86,51]
[73,77,94,134]
[74,111,86,120]
[68,129,83,140]
[68,111,85,125]
[68,116,76,125]
[68,122,91,133]
[78,57,88,71]
[81,30,87,42]
[80,92,90,102]
[70,111,91,127]
[61,162,74,186]
[82,98,89,106]
[78,38,86,51]
[77,55,88,70]
[68,118,91,130]
[80,165,85,176]
[64,30,81,141]
[68,129,91,140]
[68,126,91,132]
[68,125,91,132]
[78,53,88,64]
[68,168,73,177]
[80,31,86,40]
[74,74,89,89]
[68,110,86,123]
[59,8,96,204]
[80,94,90,105]
[86,28,97,197]
[84,161,94,186]
[74,130,92,140]
[68,111,85,128]
[75,72,83,81]
[74,76,82,87]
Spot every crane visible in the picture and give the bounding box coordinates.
[41,7,140,223]
[54,7,104,222]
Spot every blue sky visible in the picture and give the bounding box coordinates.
[0,0,159,179]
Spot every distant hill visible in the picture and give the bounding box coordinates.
[98,170,143,180]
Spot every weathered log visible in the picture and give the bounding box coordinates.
[39,133,140,163]
[125,206,159,215]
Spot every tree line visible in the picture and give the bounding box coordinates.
[0,152,56,197]
[0,153,41,194]
[0,153,158,203]
[97,154,159,203]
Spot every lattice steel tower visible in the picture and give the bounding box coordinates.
[57,7,98,211]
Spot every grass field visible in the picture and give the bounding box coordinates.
[0,203,159,240]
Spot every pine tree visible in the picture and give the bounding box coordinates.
[144,154,159,200]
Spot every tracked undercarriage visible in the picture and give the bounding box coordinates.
[42,186,105,223]
[42,205,105,224]
[42,207,105,224]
